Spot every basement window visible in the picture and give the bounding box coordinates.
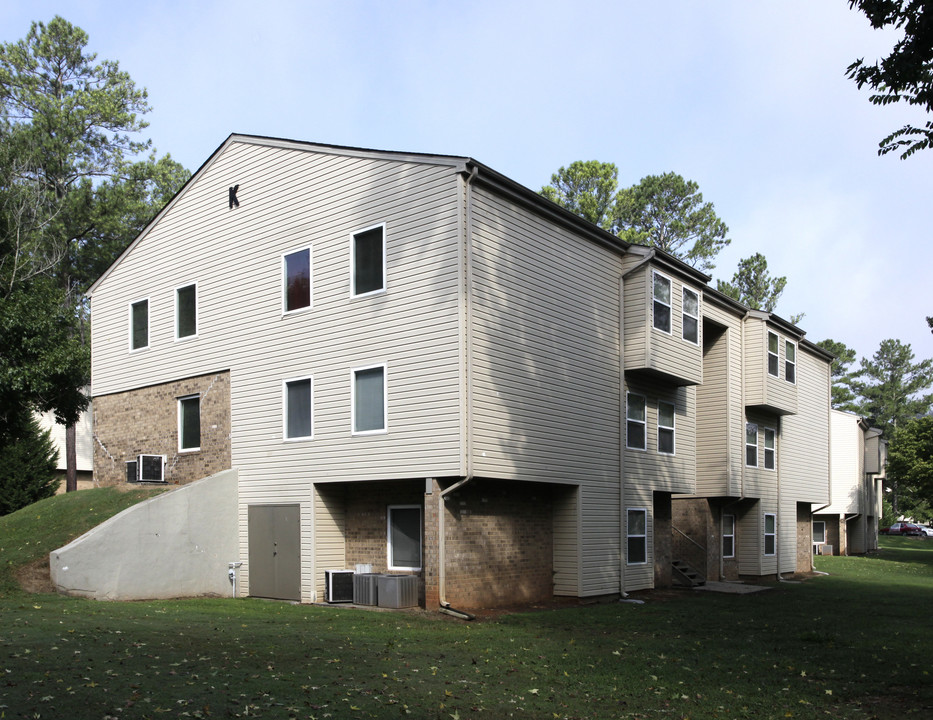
[723,514,735,558]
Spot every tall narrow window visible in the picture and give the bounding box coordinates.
[176,283,197,339]
[763,427,776,470]
[658,401,675,454]
[387,505,422,570]
[767,332,779,377]
[723,514,736,558]
[626,393,647,450]
[284,377,313,439]
[764,513,776,556]
[351,224,385,297]
[352,364,386,434]
[130,298,149,351]
[785,340,796,384]
[283,247,311,312]
[627,508,648,564]
[652,272,671,333]
[178,395,201,452]
[745,423,758,467]
[682,287,699,344]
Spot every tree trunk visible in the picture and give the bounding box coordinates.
[65,422,77,492]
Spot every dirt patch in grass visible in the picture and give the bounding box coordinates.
[15,556,54,594]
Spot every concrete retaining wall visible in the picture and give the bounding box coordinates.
[50,469,238,600]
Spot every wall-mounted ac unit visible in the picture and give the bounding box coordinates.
[325,570,354,603]
[137,454,166,483]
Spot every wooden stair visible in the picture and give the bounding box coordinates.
[672,560,705,587]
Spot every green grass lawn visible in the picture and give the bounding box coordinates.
[1,494,931,719]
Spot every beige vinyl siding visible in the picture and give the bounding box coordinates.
[553,486,581,596]
[623,266,702,385]
[743,319,798,415]
[622,485,654,591]
[828,410,861,513]
[90,140,468,599]
[695,319,731,495]
[468,186,623,596]
[780,347,831,506]
[743,409,780,501]
[313,483,347,602]
[624,378,695,495]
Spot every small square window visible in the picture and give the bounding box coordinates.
[176,283,197,339]
[178,395,200,452]
[353,364,386,434]
[785,340,796,384]
[284,377,313,439]
[768,332,779,377]
[626,393,647,450]
[723,514,735,558]
[130,299,149,351]
[682,288,699,344]
[658,401,675,455]
[388,505,422,570]
[351,225,385,297]
[652,272,671,333]
[627,508,648,564]
[283,248,312,312]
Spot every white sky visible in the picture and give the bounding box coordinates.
[3,0,931,366]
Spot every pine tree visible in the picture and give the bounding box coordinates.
[0,411,59,516]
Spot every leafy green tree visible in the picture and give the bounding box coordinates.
[540,160,619,230]
[816,338,860,410]
[887,416,933,519]
[0,17,189,489]
[852,339,933,433]
[716,253,788,311]
[613,172,730,273]
[0,409,59,516]
[847,0,933,158]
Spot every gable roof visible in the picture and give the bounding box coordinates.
[87,134,629,296]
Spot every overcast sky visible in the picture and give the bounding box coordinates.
[3,1,931,367]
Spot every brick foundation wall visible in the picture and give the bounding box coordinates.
[672,498,712,581]
[796,503,813,572]
[442,479,553,609]
[93,372,231,486]
[653,493,673,588]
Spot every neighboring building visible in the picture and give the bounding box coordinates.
[813,411,886,556]
[36,403,94,491]
[83,135,834,607]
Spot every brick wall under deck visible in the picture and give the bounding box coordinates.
[796,503,813,572]
[93,372,231,486]
[442,479,554,609]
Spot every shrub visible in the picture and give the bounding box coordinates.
[0,411,59,516]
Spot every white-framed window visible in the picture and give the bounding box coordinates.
[627,508,648,564]
[745,423,758,467]
[652,271,672,333]
[785,340,797,384]
[763,427,776,470]
[352,363,387,434]
[764,513,777,556]
[657,401,675,455]
[813,520,826,546]
[283,247,312,313]
[351,223,386,297]
[283,377,313,440]
[178,394,201,452]
[723,514,735,558]
[767,332,780,377]
[387,505,422,570]
[129,298,149,351]
[682,287,699,344]
[626,393,647,451]
[175,282,198,340]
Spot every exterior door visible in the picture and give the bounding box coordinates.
[248,504,301,601]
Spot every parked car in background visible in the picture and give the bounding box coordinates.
[880,522,924,536]
[920,526,933,537]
